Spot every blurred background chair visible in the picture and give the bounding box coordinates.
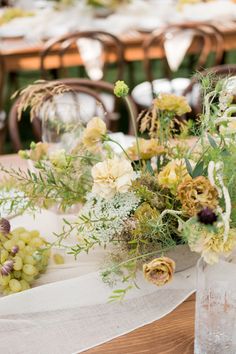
[39,30,126,144]
[131,23,224,110]
[8,78,138,152]
[40,30,125,82]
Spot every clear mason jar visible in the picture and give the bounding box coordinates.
[195,257,236,354]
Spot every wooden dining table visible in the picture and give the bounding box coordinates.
[0,153,195,354]
[0,19,236,111]
[86,295,195,354]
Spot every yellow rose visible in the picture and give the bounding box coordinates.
[29,142,49,161]
[127,138,165,161]
[82,117,106,152]
[158,159,191,194]
[154,93,191,116]
[92,157,136,199]
[143,257,175,286]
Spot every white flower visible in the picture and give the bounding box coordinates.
[91,157,136,199]
[78,192,140,242]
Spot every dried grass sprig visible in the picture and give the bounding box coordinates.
[138,106,158,138]
[12,80,72,121]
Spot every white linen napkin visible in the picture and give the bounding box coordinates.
[76,38,104,81]
[164,29,194,72]
[181,1,236,22]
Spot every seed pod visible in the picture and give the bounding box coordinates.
[197,207,218,225]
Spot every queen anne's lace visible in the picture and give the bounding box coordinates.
[78,192,141,242]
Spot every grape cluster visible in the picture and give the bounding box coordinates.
[0,219,50,295]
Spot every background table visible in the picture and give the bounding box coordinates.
[0,21,236,109]
[0,153,195,354]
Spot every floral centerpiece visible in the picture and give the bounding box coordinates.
[1,75,236,298]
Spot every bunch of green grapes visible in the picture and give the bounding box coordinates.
[0,219,50,295]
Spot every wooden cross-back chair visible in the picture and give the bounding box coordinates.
[132,23,224,109]
[8,79,138,152]
[40,30,125,82]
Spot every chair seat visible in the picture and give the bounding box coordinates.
[131,78,191,108]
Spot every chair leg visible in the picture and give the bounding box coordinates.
[0,124,7,155]
[126,61,135,88]
[9,71,19,93]
[49,69,59,79]
[220,51,227,65]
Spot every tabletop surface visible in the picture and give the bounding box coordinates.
[0,153,195,354]
[0,18,236,56]
[86,296,195,354]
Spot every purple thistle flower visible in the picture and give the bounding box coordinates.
[11,245,19,256]
[1,260,13,276]
[0,218,10,235]
[197,207,218,225]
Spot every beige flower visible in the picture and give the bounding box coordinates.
[158,159,191,194]
[188,225,236,264]
[143,257,175,286]
[49,149,67,168]
[82,117,106,152]
[91,157,136,198]
[29,142,49,161]
[154,93,191,116]
[177,176,218,217]
[127,138,165,161]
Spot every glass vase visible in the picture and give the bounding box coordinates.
[195,257,236,354]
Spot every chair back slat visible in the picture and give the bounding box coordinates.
[143,23,224,85]
[40,30,125,82]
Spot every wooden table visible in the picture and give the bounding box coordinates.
[0,153,196,354]
[86,295,195,354]
[0,20,236,110]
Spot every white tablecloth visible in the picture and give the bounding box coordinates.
[0,210,196,354]
[1,0,236,73]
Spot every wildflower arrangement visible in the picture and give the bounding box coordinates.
[72,77,236,296]
[2,75,236,298]
[0,141,96,214]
